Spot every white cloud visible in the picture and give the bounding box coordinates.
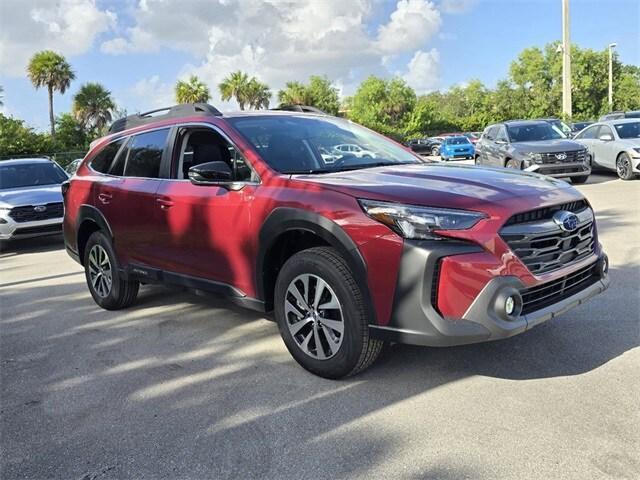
[439,0,477,14]
[403,48,440,94]
[376,0,441,53]
[0,0,116,76]
[127,75,175,111]
[100,0,444,109]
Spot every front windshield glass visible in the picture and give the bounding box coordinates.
[614,121,640,139]
[0,162,68,190]
[447,136,471,145]
[506,123,566,142]
[227,115,421,174]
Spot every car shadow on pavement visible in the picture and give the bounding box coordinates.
[1,257,637,478]
[0,234,65,257]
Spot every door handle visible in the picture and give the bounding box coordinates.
[157,198,174,210]
[98,193,112,204]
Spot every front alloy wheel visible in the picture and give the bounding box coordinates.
[285,273,344,360]
[616,153,634,180]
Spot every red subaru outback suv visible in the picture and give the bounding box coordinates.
[63,104,609,378]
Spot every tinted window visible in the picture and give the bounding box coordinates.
[0,162,68,190]
[90,138,125,173]
[485,126,498,140]
[597,125,614,138]
[576,125,599,139]
[614,121,640,139]
[506,123,564,142]
[124,129,169,178]
[496,127,508,142]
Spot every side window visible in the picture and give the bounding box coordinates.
[485,126,497,141]
[597,125,613,138]
[90,138,125,173]
[577,125,598,139]
[496,126,508,142]
[174,128,257,182]
[123,129,170,178]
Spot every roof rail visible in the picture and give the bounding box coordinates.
[271,104,328,115]
[108,103,223,133]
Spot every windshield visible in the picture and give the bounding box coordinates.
[446,136,471,145]
[0,162,68,190]
[614,121,640,139]
[506,123,566,142]
[227,115,421,174]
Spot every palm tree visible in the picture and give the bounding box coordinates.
[219,71,250,110]
[245,79,271,110]
[277,81,309,105]
[27,50,75,136]
[72,82,116,132]
[175,75,211,104]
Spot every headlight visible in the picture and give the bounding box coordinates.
[633,147,640,155]
[359,199,487,240]
[527,152,543,163]
[0,207,10,216]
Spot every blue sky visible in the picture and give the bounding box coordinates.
[1,0,638,131]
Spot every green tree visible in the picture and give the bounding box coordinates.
[55,113,89,151]
[219,71,250,110]
[244,78,271,109]
[348,76,416,139]
[277,76,340,115]
[26,50,75,137]
[72,82,116,133]
[0,114,53,157]
[175,75,211,104]
[614,65,640,112]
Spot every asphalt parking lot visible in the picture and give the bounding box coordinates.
[1,171,638,480]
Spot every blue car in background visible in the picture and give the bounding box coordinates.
[439,135,475,161]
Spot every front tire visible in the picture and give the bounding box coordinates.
[616,152,635,180]
[274,247,383,379]
[83,231,139,310]
[571,176,589,184]
[505,159,520,169]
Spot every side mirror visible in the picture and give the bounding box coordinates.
[188,161,233,186]
[599,134,613,141]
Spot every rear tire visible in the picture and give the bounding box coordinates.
[571,176,589,184]
[83,231,139,310]
[616,152,635,180]
[274,247,383,379]
[431,146,439,156]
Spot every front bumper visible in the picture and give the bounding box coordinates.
[0,216,63,240]
[369,240,609,347]
[525,162,590,178]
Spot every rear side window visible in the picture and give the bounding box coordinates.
[90,138,125,173]
[123,129,169,178]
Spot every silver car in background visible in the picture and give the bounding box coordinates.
[573,119,640,180]
[0,159,69,241]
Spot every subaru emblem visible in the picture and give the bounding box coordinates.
[553,210,579,232]
[33,205,47,213]
[555,153,567,160]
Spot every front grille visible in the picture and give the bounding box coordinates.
[501,205,595,274]
[13,224,62,236]
[504,200,588,226]
[520,262,599,315]
[9,202,64,223]
[539,150,587,164]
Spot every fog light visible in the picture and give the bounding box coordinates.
[505,296,516,316]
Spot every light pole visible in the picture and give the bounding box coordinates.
[608,43,617,112]
[561,0,572,118]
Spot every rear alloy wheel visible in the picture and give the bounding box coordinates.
[83,231,139,310]
[616,152,634,180]
[274,247,383,378]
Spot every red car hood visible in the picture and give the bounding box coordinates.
[293,163,583,213]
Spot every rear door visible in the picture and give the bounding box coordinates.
[105,128,171,266]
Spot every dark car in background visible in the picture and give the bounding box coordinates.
[571,121,594,134]
[598,111,640,122]
[0,158,68,241]
[405,137,441,156]
[475,120,590,183]
[535,118,574,137]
